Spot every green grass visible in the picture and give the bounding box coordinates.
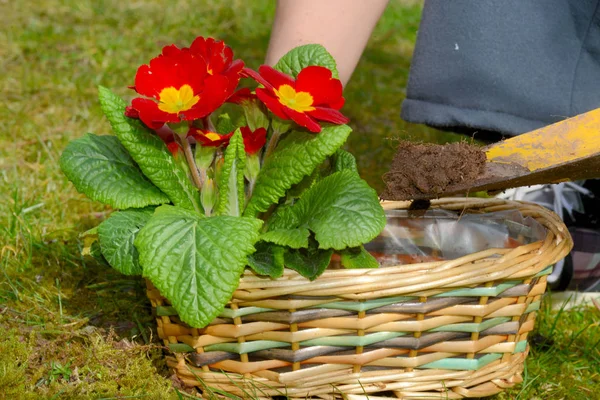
[0,0,598,398]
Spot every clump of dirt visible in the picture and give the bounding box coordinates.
[381,141,487,200]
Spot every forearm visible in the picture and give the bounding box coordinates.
[265,0,389,86]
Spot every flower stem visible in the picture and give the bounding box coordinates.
[180,135,204,189]
[262,130,282,164]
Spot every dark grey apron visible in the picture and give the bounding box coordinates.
[401,0,600,137]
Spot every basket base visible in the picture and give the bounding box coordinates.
[166,350,526,399]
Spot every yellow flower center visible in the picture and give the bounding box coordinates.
[158,84,200,114]
[274,84,315,113]
[205,132,221,141]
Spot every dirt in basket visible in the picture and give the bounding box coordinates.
[381,141,487,200]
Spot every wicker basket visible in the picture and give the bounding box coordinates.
[147,198,572,399]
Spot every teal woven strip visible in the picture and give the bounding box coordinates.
[301,331,406,347]
[204,340,289,354]
[314,296,416,312]
[156,306,177,316]
[420,353,502,370]
[525,301,540,314]
[433,282,519,297]
[168,343,195,353]
[218,306,273,318]
[430,317,511,333]
[534,266,553,277]
[514,340,528,354]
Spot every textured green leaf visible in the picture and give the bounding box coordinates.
[333,149,358,174]
[89,241,110,266]
[244,124,351,217]
[97,208,154,275]
[284,245,333,281]
[60,133,169,209]
[287,168,320,199]
[274,44,339,79]
[264,204,300,232]
[247,241,285,278]
[287,170,386,250]
[260,228,309,249]
[216,113,235,134]
[340,246,380,269]
[135,205,262,328]
[215,129,246,216]
[98,86,201,212]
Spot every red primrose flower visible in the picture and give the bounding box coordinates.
[242,65,348,133]
[128,37,243,129]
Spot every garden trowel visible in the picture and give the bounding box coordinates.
[414,108,600,200]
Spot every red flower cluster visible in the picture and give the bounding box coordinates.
[128,38,243,129]
[188,126,267,155]
[126,36,349,143]
[242,65,348,133]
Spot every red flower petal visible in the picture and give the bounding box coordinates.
[258,65,295,89]
[241,126,267,154]
[124,106,140,119]
[242,68,274,91]
[256,88,288,120]
[188,127,233,147]
[296,66,343,107]
[167,142,181,156]
[308,107,350,125]
[283,108,321,133]
[224,59,244,93]
[134,46,208,99]
[182,74,230,120]
[329,96,345,110]
[227,87,255,104]
[190,37,232,75]
[225,58,244,76]
[131,97,177,129]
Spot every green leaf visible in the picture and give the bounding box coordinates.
[260,228,309,249]
[89,241,110,267]
[60,133,169,209]
[244,124,351,217]
[340,246,380,269]
[287,168,320,199]
[98,86,202,212]
[135,205,262,328]
[264,203,301,232]
[286,170,386,250]
[215,129,246,216]
[97,208,154,275]
[284,245,333,281]
[247,241,285,278]
[333,149,358,174]
[216,113,235,134]
[274,44,339,79]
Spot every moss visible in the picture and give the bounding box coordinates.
[0,327,176,399]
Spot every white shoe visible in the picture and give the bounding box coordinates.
[496,182,593,287]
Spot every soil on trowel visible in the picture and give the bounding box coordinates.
[381,141,487,200]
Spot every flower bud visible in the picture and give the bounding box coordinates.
[214,153,225,184]
[195,144,216,170]
[244,153,261,182]
[201,178,217,216]
[242,99,270,131]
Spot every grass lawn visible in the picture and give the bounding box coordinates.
[1,0,598,398]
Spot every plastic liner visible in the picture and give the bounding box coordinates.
[365,209,547,267]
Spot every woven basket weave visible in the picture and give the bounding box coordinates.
[147,198,572,399]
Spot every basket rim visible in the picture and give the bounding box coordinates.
[234,197,572,301]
